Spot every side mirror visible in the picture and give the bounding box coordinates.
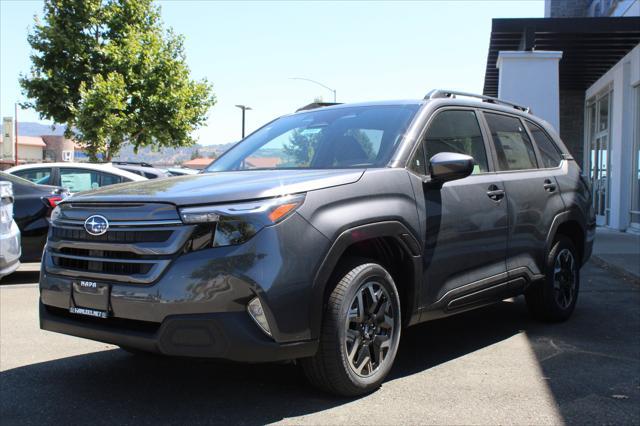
[428,152,474,184]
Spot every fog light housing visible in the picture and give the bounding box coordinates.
[247,297,272,337]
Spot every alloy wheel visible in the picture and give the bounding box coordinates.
[553,248,577,309]
[344,281,395,377]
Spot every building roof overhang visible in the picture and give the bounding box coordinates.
[483,17,640,96]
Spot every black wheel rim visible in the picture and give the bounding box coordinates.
[344,281,395,378]
[553,248,577,309]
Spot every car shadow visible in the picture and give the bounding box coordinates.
[0,269,39,286]
[2,264,637,424]
[0,300,530,425]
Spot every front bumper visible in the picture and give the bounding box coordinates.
[40,212,330,360]
[40,303,317,361]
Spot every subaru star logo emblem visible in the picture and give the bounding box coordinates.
[84,215,109,236]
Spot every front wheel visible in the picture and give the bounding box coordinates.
[301,260,402,396]
[525,236,580,322]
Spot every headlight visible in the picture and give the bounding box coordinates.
[179,193,305,248]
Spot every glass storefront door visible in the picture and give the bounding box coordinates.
[587,92,612,226]
[631,86,640,231]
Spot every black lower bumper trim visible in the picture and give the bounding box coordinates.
[40,303,318,362]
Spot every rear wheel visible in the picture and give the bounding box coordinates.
[525,236,580,322]
[301,260,401,396]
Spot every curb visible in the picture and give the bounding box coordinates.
[590,255,640,285]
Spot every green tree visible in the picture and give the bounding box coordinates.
[20,0,215,161]
[283,129,320,166]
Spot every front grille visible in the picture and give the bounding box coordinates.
[51,227,172,243]
[57,247,144,260]
[46,206,193,284]
[52,256,153,275]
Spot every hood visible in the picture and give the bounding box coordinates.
[63,169,365,206]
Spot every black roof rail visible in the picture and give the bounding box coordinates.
[424,89,531,113]
[112,161,154,168]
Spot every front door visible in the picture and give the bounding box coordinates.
[408,109,508,309]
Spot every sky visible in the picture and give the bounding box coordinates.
[0,0,544,146]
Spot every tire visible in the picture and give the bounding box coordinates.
[525,235,580,322]
[301,259,402,396]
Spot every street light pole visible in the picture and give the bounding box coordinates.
[235,104,252,139]
[289,77,337,102]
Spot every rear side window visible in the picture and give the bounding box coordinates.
[526,121,562,168]
[100,172,123,185]
[423,110,489,174]
[60,168,100,192]
[13,168,52,185]
[484,113,538,171]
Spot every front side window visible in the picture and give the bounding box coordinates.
[484,113,538,171]
[206,105,419,171]
[13,168,52,185]
[422,110,489,174]
[526,121,562,168]
[59,168,100,192]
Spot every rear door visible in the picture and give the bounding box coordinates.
[480,111,565,279]
[408,108,509,310]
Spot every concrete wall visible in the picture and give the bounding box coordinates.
[559,89,586,167]
[585,43,640,230]
[497,51,562,132]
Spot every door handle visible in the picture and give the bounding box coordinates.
[487,185,505,201]
[543,179,557,192]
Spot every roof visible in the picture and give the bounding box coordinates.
[5,162,147,181]
[182,158,213,169]
[483,17,640,96]
[0,135,46,147]
[245,157,281,168]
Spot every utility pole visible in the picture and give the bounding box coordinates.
[14,103,18,166]
[235,105,252,139]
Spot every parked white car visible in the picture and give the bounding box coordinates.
[6,162,146,193]
[0,181,21,280]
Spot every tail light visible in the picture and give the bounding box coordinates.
[42,195,63,209]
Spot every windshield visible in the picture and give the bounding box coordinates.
[206,104,419,172]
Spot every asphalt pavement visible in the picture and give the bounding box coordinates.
[1,262,638,425]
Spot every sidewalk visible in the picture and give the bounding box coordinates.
[591,227,640,282]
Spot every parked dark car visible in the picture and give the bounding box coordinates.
[0,172,68,262]
[112,162,170,179]
[39,91,595,396]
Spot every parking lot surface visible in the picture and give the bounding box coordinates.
[1,262,638,425]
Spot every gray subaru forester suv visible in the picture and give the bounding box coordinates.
[39,90,595,396]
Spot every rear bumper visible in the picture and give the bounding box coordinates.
[0,221,21,278]
[40,302,318,362]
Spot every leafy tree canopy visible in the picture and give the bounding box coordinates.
[20,0,216,161]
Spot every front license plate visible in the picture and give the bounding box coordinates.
[69,306,108,319]
[71,280,110,315]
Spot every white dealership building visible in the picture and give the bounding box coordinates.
[483,0,640,232]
